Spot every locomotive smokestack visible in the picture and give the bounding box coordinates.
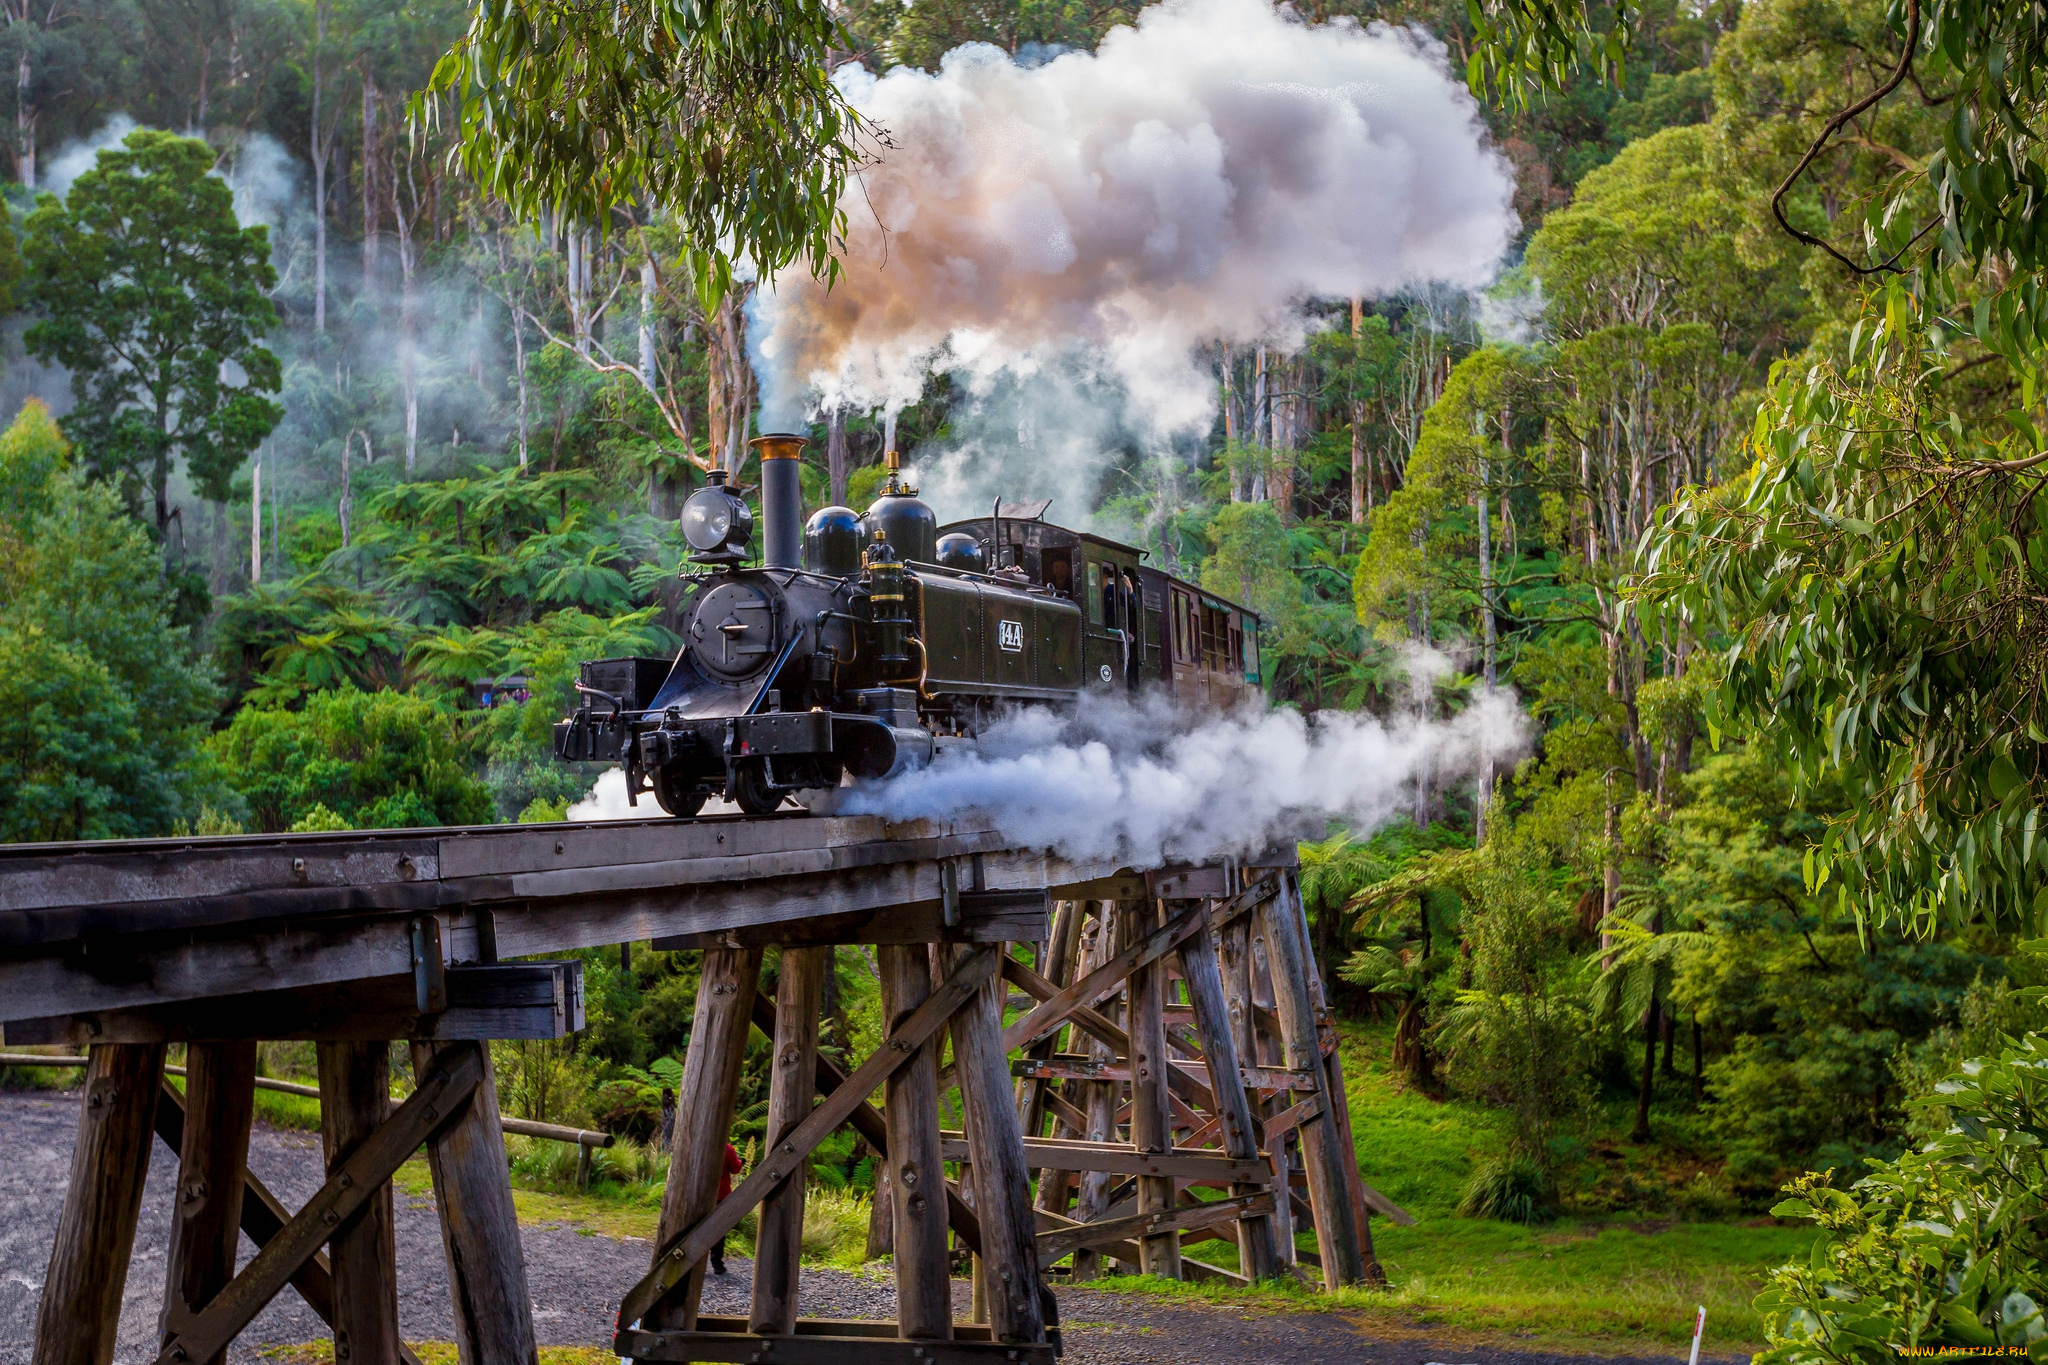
[750,433,806,570]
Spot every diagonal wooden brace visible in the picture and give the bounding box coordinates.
[1000,876,1273,1057]
[750,990,985,1256]
[1034,1190,1275,1267]
[153,1045,483,1365]
[151,1081,430,1365]
[617,946,999,1333]
[999,954,1216,1114]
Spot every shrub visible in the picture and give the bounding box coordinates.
[800,1186,875,1267]
[1755,1032,2048,1362]
[1459,1152,1556,1224]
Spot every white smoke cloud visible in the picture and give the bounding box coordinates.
[753,0,1517,440]
[567,769,742,820]
[839,689,1527,868]
[43,115,139,199]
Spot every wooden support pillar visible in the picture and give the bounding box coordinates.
[1071,903,1122,1279]
[1121,899,1181,1281]
[946,944,1046,1344]
[1019,901,1084,1137]
[35,1042,166,1365]
[877,942,951,1340]
[1279,874,1381,1279]
[1177,923,1282,1282]
[411,1040,540,1365]
[649,944,762,1331]
[1240,913,1295,1263]
[1258,884,1368,1288]
[318,1041,402,1365]
[164,1041,258,1364]
[751,946,826,1335]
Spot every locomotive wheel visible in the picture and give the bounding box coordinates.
[732,761,784,816]
[651,764,708,818]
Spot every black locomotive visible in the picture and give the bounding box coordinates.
[553,433,1263,815]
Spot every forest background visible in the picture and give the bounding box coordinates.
[2,0,2043,1351]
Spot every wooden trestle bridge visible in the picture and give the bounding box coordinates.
[0,810,1403,1365]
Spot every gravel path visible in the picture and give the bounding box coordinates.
[0,1088,1727,1365]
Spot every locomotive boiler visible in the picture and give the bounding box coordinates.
[553,433,1263,816]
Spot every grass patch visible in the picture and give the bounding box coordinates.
[1085,1215,1805,1354]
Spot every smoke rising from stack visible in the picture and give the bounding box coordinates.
[753,0,1517,443]
[838,689,1526,868]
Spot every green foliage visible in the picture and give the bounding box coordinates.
[1431,833,1596,1165]
[209,687,494,833]
[0,398,69,522]
[1661,747,2000,1190]
[1200,501,1296,625]
[1640,294,2048,933]
[1755,1034,2048,1362]
[22,128,281,530]
[425,0,866,305]
[0,405,226,841]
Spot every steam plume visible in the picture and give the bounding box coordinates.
[754,0,1517,437]
[838,690,1525,868]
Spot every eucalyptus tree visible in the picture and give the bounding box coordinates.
[23,128,283,548]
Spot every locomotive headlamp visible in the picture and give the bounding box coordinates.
[681,470,753,562]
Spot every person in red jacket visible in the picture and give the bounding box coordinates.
[711,1141,744,1274]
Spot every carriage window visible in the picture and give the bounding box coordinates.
[1102,575,1118,631]
[1087,563,1102,623]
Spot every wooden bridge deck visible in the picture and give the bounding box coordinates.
[0,811,1159,1029]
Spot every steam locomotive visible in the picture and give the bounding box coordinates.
[553,434,1263,815]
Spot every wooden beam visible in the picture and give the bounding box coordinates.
[1000,898,1210,1054]
[944,944,1045,1344]
[753,946,826,1335]
[1258,888,1367,1288]
[1035,1192,1274,1266]
[149,1083,430,1365]
[646,944,761,1333]
[938,1136,1264,1182]
[6,962,586,1045]
[999,946,1216,1114]
[748,992,983,1257]
[155,1046,484,1365]
[317,1041,402,1365]
[34,1043,165,1365]
[615,1329,1056,1365]
[1070,905,1122,1279]
[1122,900,1180,1280]
[620,948,999,1334]
[1177,921,1281,1282]
[1008,1055,1311,1093]
[163,1041,257,1365]
[411,1040,540,1364]
[692,1318,1008,1340]
[877,943,952,1341]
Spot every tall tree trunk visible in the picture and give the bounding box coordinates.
[1632,998,1658,1143]
[250,456,261,584]
[360,72,378,302]
[311,0,327,333]
[1350,298,1365,524]
[398,190,417,473]
[639,256,656,387]
[1690,1011,1704,1107]
[15,40,34,188]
